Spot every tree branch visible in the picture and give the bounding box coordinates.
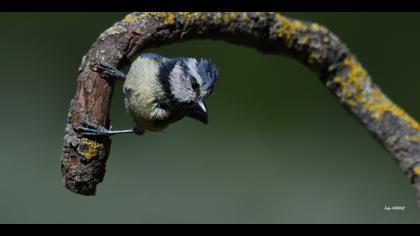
[61,12,420,207]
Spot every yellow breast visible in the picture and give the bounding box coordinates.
[123,57,170,131]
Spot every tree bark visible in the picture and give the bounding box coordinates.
[61,12,420,207]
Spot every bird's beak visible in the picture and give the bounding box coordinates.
[185,99,208,124]
[197,100,207,113]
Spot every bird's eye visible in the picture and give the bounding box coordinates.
[191,79,199,91]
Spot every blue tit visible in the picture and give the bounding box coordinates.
[76,53,219,137]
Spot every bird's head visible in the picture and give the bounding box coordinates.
[160,57,218,124]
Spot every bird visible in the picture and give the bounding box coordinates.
[76,53,219,137]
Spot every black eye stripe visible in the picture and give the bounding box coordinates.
[158,59,178,105]
[191,77,200,91]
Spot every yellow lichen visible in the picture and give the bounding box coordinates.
[295,35,311,52]
[223,12,237,23]
[274,13,308,41]
[123,14,136,24]
[179,12,202,23]
[241,12,249,21]
[297,35,309,45]
[122,12,156,25]
[100,24,127,38]
[414,166,420,175]
[178,12,189,20]
[77,138,104,160]
[157,12,175,24]
[214,12,222,24]
[403,135,420,143]
[310,22,328,33]
[308,52,322,64]
[310,23,320,32]
[111,28,120,34]
[201,14,209,22]
[167,13,175,24]
[334,57,420,130]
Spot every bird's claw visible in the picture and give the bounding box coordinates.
[93,62,126,81]
[74,120,111,137]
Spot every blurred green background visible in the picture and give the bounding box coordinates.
[0,12,420,223]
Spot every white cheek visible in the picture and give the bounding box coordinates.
[186,59,201,79]
[169,64,194,102]
[185,59,206,96]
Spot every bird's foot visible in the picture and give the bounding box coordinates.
[93,62,126,81]
[74,120,114,137]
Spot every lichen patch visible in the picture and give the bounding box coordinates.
[333,57,420,130]
[76,138,104,160]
